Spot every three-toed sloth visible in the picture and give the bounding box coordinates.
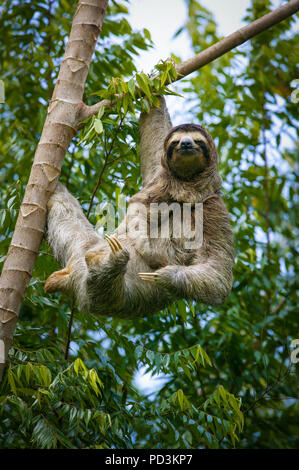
[45,97,235,317]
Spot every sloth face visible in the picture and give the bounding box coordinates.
[166,130,210,180]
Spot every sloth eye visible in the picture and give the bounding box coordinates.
[170,140,179,146]
[194,140,203,145]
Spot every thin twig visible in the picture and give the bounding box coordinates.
[86,116,125,218]
[86,159,109,218]
[273,296,288,316]
[244,366,292,414]
[64,297,75,361]
[262,116,271,314]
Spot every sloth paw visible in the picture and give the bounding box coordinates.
[138,272,159,283]
[44,265,71,293]
[105,235,124,254]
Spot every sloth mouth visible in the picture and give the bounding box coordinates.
[176,147,198,155]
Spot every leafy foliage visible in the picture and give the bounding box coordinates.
[0,0,298,449]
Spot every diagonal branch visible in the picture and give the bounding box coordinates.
[79,0,299,122]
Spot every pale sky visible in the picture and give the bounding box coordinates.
[128,0,283,126]
[129,0,283,72]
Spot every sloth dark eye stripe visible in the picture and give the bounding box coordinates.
[167,140,179,160]
[196,141,209,159]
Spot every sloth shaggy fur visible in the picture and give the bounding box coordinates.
[45,97,235,317]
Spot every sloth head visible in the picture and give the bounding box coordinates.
[162,124,218,181]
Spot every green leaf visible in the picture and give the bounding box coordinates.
[94,119,103,134]
[8,367,17,395]
[128,78,136,98]
[136,73,153,103]
[177,389,184,410]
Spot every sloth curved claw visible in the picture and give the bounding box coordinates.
[138,272,159,283]
[105,235,123,254]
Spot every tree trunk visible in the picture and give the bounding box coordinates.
[0,0,108,380]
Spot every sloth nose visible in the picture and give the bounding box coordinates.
[180,138,193,149]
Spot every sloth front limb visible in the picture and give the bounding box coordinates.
[139,260,233,306]
[45,182,103,295]
[46,182,101,266]
[140,96,172,186]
